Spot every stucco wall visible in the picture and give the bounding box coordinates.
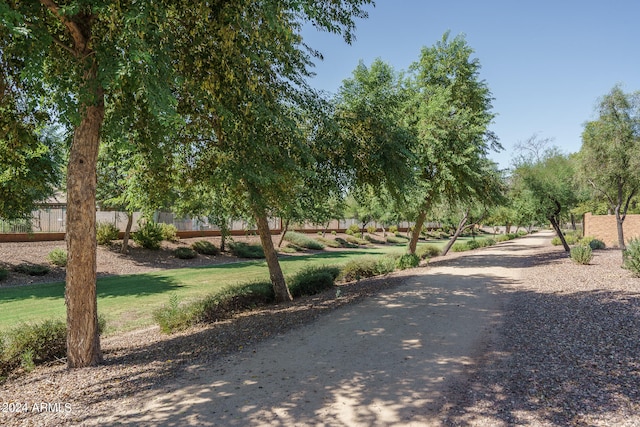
[583,212,640,247]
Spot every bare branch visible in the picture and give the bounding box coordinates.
[587,179,616,207]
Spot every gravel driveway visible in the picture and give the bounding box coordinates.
[2,230,640,426]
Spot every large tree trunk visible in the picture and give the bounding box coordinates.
[408,210,428,255]
[441,210,469,256]
[121,211,134,254]
[254,210,292,302]
[65,83,104,368]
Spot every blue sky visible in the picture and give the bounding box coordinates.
[301,1,640,170]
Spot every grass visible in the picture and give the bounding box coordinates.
[0,244,413,335]
[0,234,508,336]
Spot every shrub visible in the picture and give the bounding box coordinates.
[47,248,67,267]
[364,234,385,244]
[582,236,606,250]
[396,253,419,270]
[331,230,337,235]
[153,294,197,334]
[0,317,105,379]
[417,244,441,259]
[386,235,407,244]
[495,234,511,242]
[334,237,358,248]
[340,256,396,282]
[481,238,496,247]
[564,232,579,245]
[345,235,368,245]
[388,225,398,234]
[451,242,469,252]
[288,266,340,297]
[14,263,50,276]
[284,231,325,250]
[191,240,219,255]
[551,236,562,246]
[159,223,179,242]
[623,238,640,277]
[0,267,9,281]
[366,225,377,234]
[132,221,164,249]
[465,239,482,250]
[315,237,341,248]
[96,222,120,245]
[228,241,265,258]
[570,244,593,265]
[174,247,198,259]
[345,224,360,235]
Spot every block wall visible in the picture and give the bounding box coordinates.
[583,212,640,247]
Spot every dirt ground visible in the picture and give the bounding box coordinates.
[3,231,639,426]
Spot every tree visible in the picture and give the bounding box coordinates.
[512,141,577,252]
[579,86,640,251]
[1,0,372,366]
[404,32,500,254]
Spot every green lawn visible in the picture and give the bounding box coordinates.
[1,241,449,335]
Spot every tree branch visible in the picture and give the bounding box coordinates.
[587,178,616,207]
[40,0,87,55]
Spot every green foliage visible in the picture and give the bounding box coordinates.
[587,238,606,250]
[364,234,386,244]
[396,253,419,270]
[315,237,341,248]
[14,263,49,276]
[386,235,408,244]
[46,249,67,267]
[96,222,120,246]
[340,255,397,281]
[570,245,593,265]
[154,280,277,334]
[288,266,340,297]
[346,235,368,245]
[334,237,359,248]
[551,236,562,246]
[345,224,361,235]
[0,268,8,281]
[283,231,325,250]
[366,225,377,234]
[191,240,220,256]
[465,239,482,250]
[417,244,441,259]
[159,223,179,242]
[132,221,164,250]
[0,317,105,380]
[451,242,470,252]
[389,225,398,234]
[173,247,197,259]
[228,241,265,259]
[624,238,640,277]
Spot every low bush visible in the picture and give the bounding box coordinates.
[388,225,398,234]
[159,223,179,242]
[334,237,359,248]
[228,241,265,258]
[581,236,606,250]
[132,221,164,250]
[0,268,8,281]
[288,265,340,297]
[47,248,67,267]
[340,255,396,282]
[396,253,419,270]
[284,231,325,250]
[366,225,377,234]
[1,317,106,380]
[623,238,640,277]
[481,238,496,247]
[417,244,441,259]
[154,281,276,333]
[364,234,385,244]
[386,235,407,244]
[174,247,198,259]
[570,244,593,265]
[315,237,341,248]
[96,222,120,245]
[345,224,360,236]
[451,242,469,252]
[495,234,512,242]
[14,263,50,276]
[345,235,368,245]
[551,236,562,246]
[564,232,579,245]
[191,240,219,255]
[465,239,482,250]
